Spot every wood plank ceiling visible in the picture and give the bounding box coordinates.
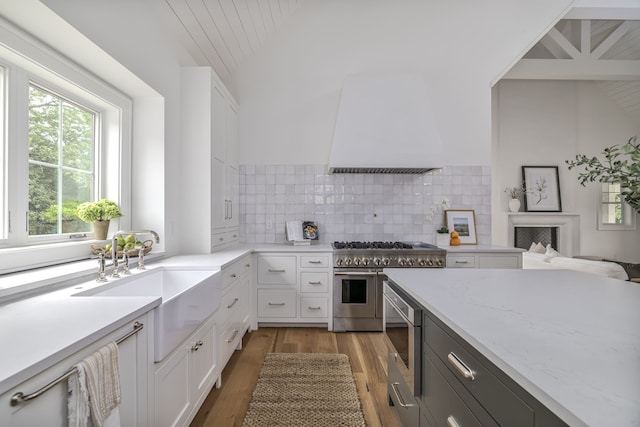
[165,0,305,84]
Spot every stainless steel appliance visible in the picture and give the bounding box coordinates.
[383,280,422,426]
[332,241,445,332]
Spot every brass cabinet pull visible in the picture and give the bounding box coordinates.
[447,352,475,381]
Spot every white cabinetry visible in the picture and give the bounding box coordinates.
[216,255,252,376]
[255,253,332,327]
[446,246,523,269]
[1,316,150,427]
[153,316,217,427]
[180,66,239,253]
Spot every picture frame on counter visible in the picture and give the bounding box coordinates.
[445,210,478,244]
[522,165,562,212]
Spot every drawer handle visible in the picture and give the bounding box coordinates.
[230,273,237,278]
[226,329,239,343]
[227,298,239,309]
[245,264,251,267]
[390,382,415,408]
[268,269,285,273]
[219,237,225,241]
[191,340,204,351]
[308,306,321,310]
[447,352,475,381]
[307,260,322,264]
[308,281,322,285]
[268,302,286,306]
[455,260,468,264]
[447,415,461,427]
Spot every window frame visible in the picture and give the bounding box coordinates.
[597,182,636,231]
[0,17,132,275]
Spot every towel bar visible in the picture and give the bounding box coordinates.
[9,321,144,407]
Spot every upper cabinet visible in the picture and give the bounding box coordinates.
[180,67,240,253]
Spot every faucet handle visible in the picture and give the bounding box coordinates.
[96,252,108,282]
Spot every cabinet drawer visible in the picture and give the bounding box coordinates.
[226,228,239,245]
[422,353,487,427]
[424,315,534,427]
[257,289,297,318]
[478,255,519,269]
[387,352,419,427]
[299,297,328,318]
[220,284,242,323]
[447,256,476,268]
[257,256,297,285]
[211,231,227,250]
[300,255,329,268]
[300,272,329,293]
[222,264,242,289]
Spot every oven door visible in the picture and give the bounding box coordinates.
[383,281,421,396]
[333,270,377,318]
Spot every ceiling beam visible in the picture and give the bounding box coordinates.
[504,58,640,80]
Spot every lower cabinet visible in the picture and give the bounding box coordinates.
[0,314,150,427]
[255,252,332,326]
[154,316,217,427]
[446,247,523,269]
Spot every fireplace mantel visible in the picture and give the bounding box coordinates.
[508,213,580,257]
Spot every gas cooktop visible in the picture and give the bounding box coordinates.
[332,241,446,268]
[332,241,440,250]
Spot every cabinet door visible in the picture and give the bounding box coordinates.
[190,320,217,403]
[155,347,191,427]
[226,103,238,168]
[212,85,226,163]
[211,157,226,232]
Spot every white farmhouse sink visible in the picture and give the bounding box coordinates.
[74,266,221,361]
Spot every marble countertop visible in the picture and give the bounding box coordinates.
[383,268,640,427]
[0,243,334,395]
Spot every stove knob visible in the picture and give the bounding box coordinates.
[336,258,344,266]
[345,258,353,266]
[436,258,444,267]
[362,257,371,266]
[373,258,382,266]
[398,258,406,266]
[353,257,361,266]
[426,258,434,266]
[418,258,427,267]
[382,257,391,266]
[406,257,415,266]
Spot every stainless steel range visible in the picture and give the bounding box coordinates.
[332,241,446,332]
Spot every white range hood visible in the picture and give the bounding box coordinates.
[328,73,443,174]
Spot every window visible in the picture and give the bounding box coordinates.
[28,85,95,237]
[0,17,132,274]
[598,182,636,230]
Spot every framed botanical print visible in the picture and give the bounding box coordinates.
[522,166,562,212]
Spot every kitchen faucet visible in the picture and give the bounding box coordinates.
[110,230,160,276]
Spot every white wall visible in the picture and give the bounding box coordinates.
[493,79,640,261]
[232,0,573,167]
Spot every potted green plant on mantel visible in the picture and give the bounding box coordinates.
[566,136,640,215]
[75,199,123,240]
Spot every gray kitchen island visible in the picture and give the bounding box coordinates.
[383,268,640,427]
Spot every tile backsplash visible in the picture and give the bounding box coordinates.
[239,165,491,245]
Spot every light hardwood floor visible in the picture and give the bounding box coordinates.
[190,327,402,427]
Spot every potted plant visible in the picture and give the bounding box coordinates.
[75,199,123,240]
[504,186,527,212]
[566,136,640,214]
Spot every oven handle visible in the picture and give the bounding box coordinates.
[391,382,415,408]
[334,271,378,276]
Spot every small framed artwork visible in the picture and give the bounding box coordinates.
[445,210,478,244]
[522,166,562,212]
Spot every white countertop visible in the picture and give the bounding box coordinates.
[383,268,640,427]
[0,243,333,396]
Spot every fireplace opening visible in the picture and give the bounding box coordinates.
[515,226,558,251]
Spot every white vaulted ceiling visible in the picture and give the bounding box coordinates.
[165,0,305,85]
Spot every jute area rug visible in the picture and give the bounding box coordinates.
[242,353,366,427]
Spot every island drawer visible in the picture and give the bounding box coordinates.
[422,351,492,427]
[447,255,476,268]
[423,314,534,427]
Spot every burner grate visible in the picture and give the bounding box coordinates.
[333,241,414,250]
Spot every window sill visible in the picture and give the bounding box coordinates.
[0,252,165,304]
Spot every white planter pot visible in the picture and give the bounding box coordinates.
[436,233,449,246]
[508,198,521,213]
